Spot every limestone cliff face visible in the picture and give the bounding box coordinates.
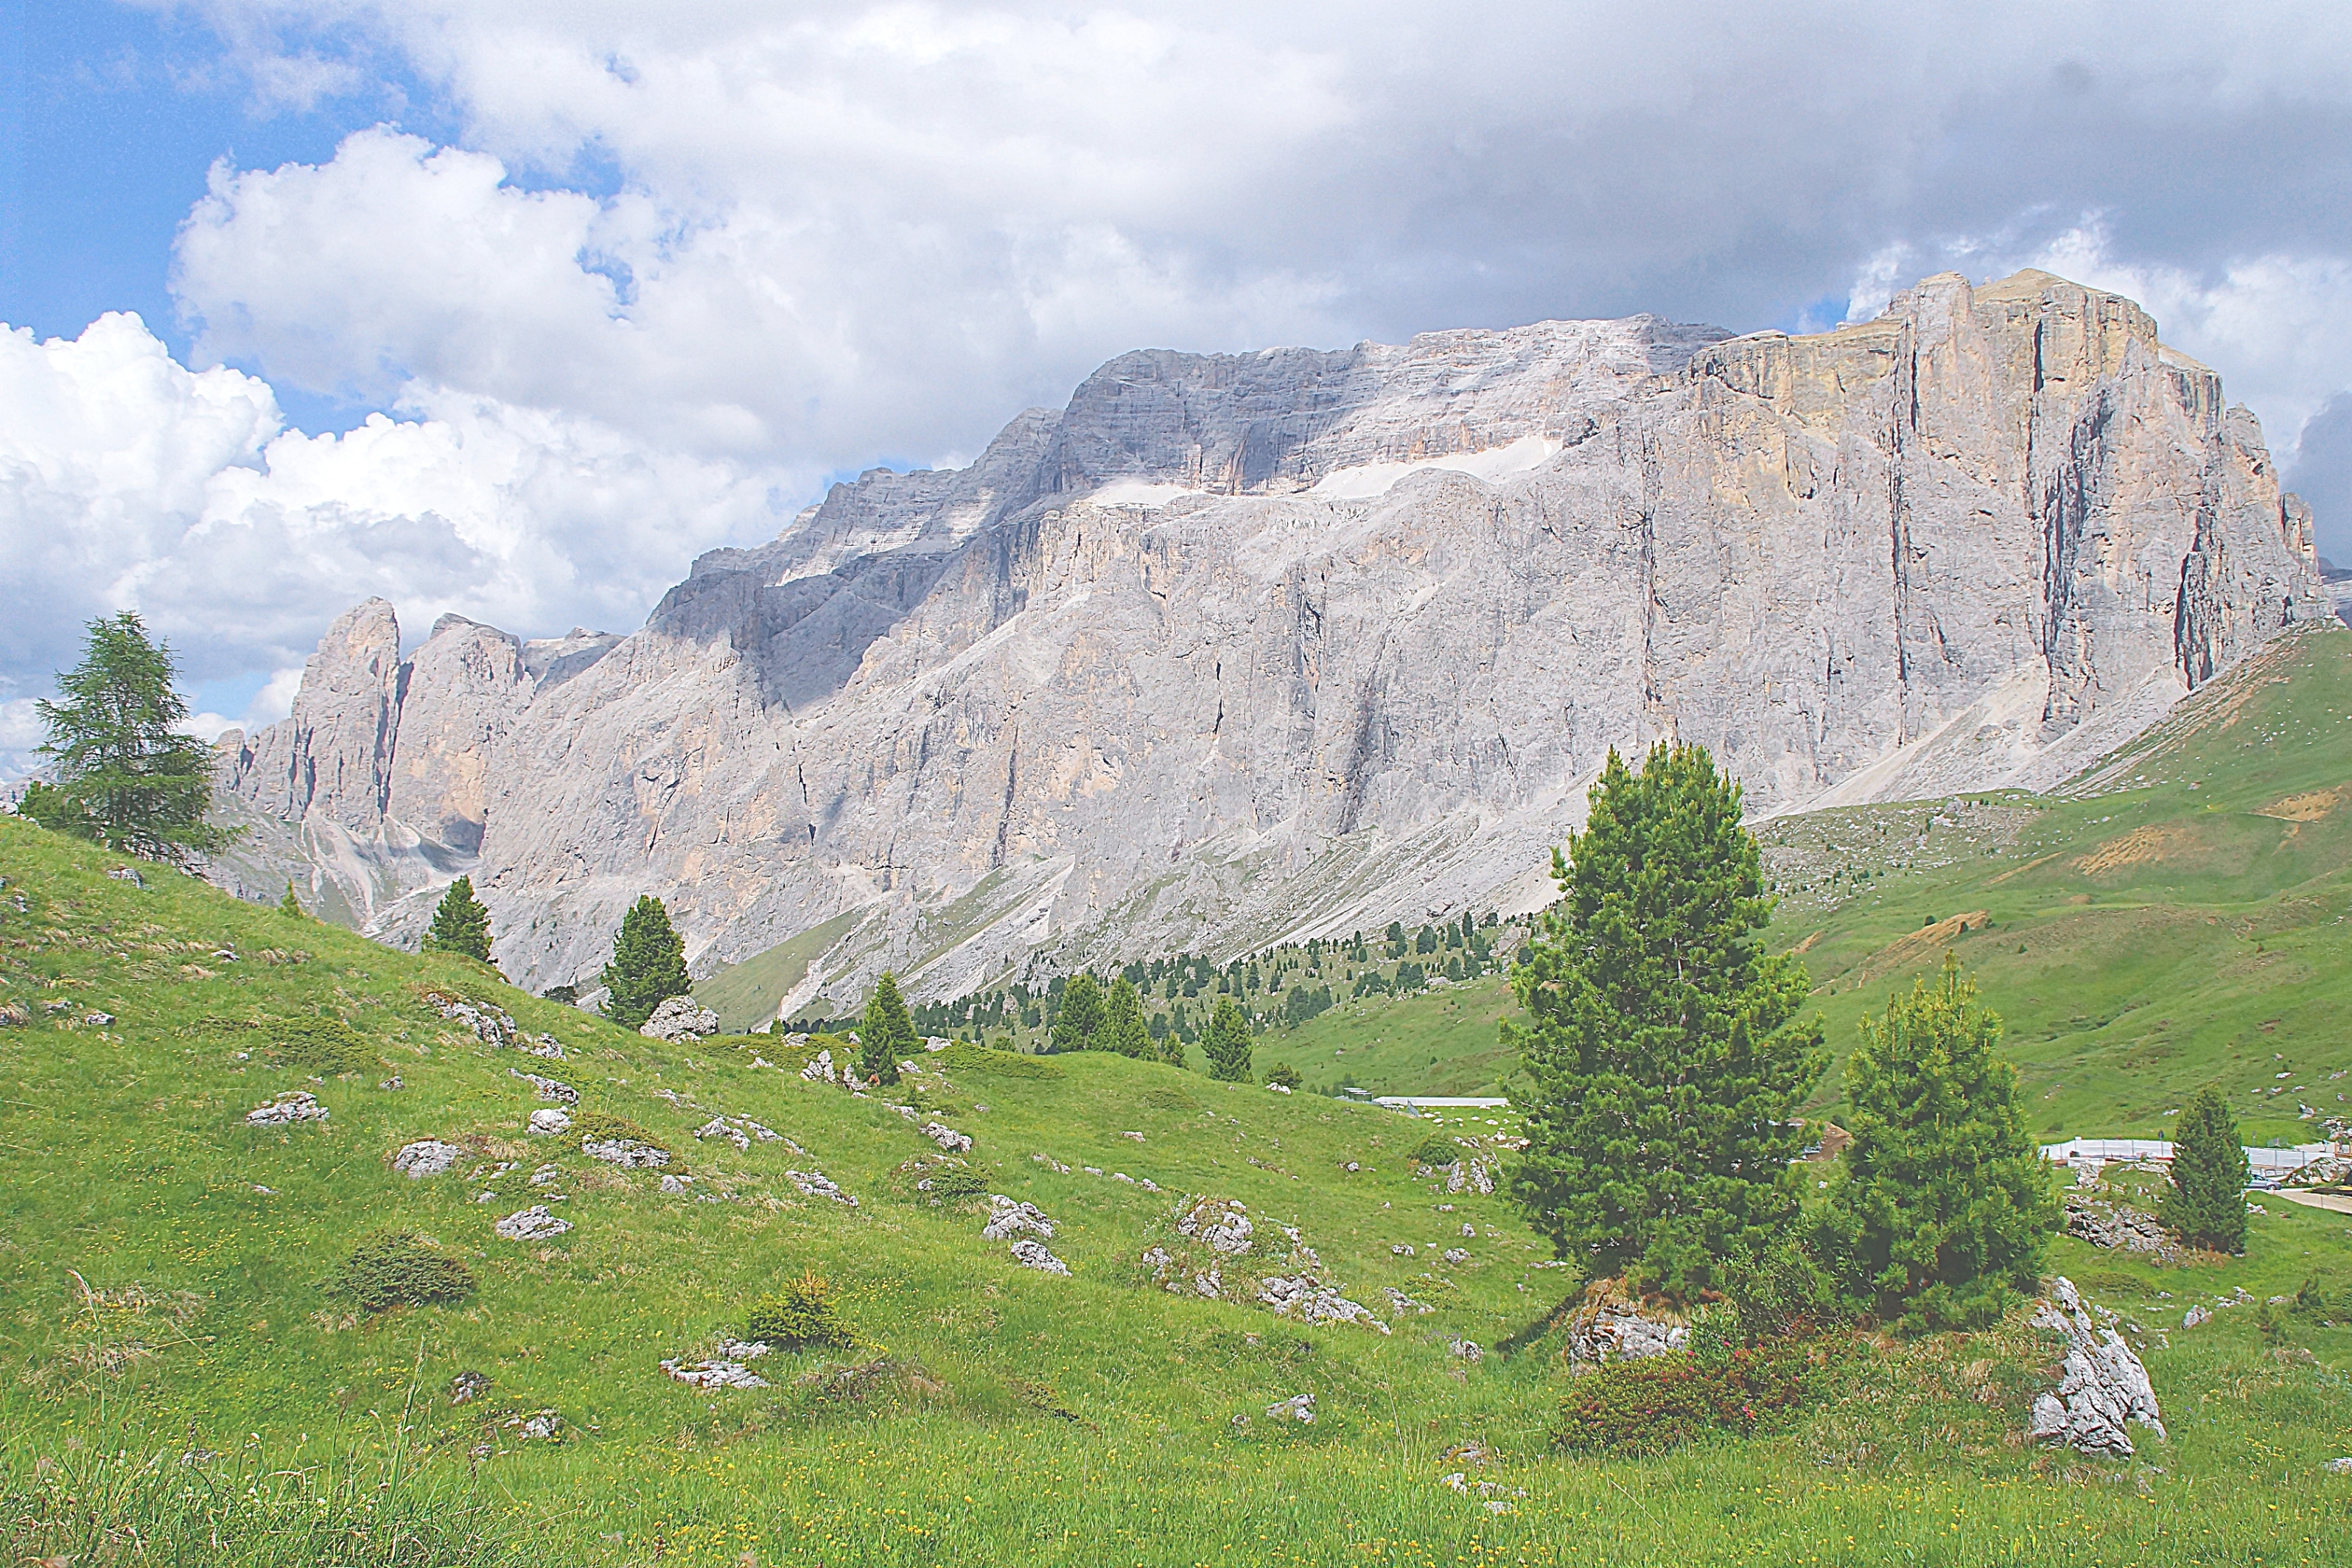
[209,270,2324,1013]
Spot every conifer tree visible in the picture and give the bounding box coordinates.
[279,882,304,918]
[600,895,688,1029]
[2163,1085,2250,1253]
[1102,976,1151,1058]
[27,612,233,864]
[1050,971,1105,1053]
[1158,1030,1189,1069]
[1203,997,1254,1082]
[859,972,915,1085]
[423,875,493,964]
[1813,955,2054,1330]
[1508,741,1824,1301]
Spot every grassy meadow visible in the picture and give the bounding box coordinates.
[8,628,2352,1563]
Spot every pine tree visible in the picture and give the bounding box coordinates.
[1102,976,1151,1058]
[1050,971,1105,1053]
[1813,955,2054,1330]
[1158,1029,1189,1069]
[2163,1085,2250,1253]
[1507,741,1824,1301]
[859,972,915,1085]
[599,895,689,1029]
[1203,997,1254,1082]
[423,875,494,964]
[279,882,304,918]
[26,612,234,864]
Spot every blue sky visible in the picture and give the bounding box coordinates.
[4,0,2351,768]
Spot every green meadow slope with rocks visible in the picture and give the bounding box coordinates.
[4,800,2352,1564]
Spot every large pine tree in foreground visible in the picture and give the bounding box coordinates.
[600,895,689,1029]
[423,875,494,964]
[25,613,234,865]
[2163,1085,2250,1253]
[1813,955,2054,1331]
[1507,741,1824,1301]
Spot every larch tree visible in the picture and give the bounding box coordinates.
[1506,741,1824,1301]
[25,613,234,865]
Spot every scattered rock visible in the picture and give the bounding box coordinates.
[1460,1222,1475,1237]
[1010,1238,1071,1275]
[0,1002,28,1029]
[83,1011,115,1027]
[923,1120,973,1153]
[2063,1195,2188,1264]
[659,1173,694,1194]
[427,991,518,1050]
[661,1356,769,1390]
[106,866,144,887]
[1383,1287,1434,1316]
[392,1139,465,1178]
[494,1205,573,1241]
[2028,1277,2166,1456]
[1444,1158,1497,1196]
[640,996,721,1043]
[2183,1305,2211,1329]
[527,1107,573,1136]
[1392,1244,1417,1257]
[1565,1284,1689,1366]
[513,1410,563,1442]
[522,1035,566,1060]
[448,1370,491,1404]
[1177,1196,1255,1255]
[800,1049,839,1084]
[1257,1275,1389,1332]
[982,1196,1055,1239]
[378,1074,404,1091]
[694,1114,781,1150]
[1443,1248,1470,1266]
[508,1068,578,1105]
[246,1091,328,1127]
[1032,1152,1073,1173]
[1449,1337,1484,1362]
[1265,1393,1315,1424]
[788,1169,858,1205]
[582,1137,671,1169]
[2325,1457,2352,1476]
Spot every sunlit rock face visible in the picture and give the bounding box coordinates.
[212,270,2324,1012]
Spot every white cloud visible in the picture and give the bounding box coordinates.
[0,312,813,773]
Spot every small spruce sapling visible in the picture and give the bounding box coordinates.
[423,875,494,964]
[859,972,915,1085]
[2163,1085,2250,1253]
[279,882,304,918]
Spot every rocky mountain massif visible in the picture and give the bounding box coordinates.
[209,269,2326,1018]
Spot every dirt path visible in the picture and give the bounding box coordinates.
[2275,1189,2352,1214]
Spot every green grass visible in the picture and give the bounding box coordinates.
[693,909,864,1032]
[1253,974,1525,1099]
[6,813,2352,1563]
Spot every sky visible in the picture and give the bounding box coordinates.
[4,0,2352,773]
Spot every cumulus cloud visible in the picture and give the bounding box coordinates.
[11,0,2351,769]
[0,312,811,773]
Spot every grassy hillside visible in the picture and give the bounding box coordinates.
[4,813,2351,1564]
[1758,625,2352,1147]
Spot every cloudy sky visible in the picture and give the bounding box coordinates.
[5,0,2352,771]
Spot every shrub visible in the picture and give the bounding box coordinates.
[1264,1064,1302,1090]
[267,1015,377,1075]
[1552,1338,1833,1455]
[1410,1133,1462,1168]
[321,1231,475,1314]
[920,1169,990,1203]
[746,1271,853,1350]
[939,1042,1063,1079]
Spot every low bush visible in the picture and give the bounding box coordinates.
[321,1231,475,1315]
[939,1042,1062,1079]
[1264,1064,1302,1089]
[266,1015,377,1075]
[920,1169,990,1203]
[1552,1338,1838,1455]
[1409,1133,1463,1168]
[745,1272,853,1351]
